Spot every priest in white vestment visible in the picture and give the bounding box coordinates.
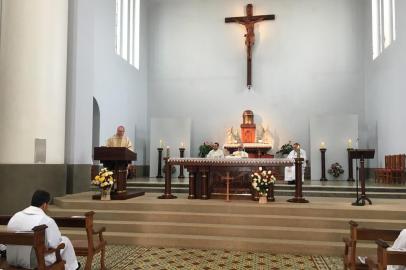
[106,125,134,151]
[7,190,79,270]
[206,142,225,158]
[284,143,306,184]
[231,144,249,158]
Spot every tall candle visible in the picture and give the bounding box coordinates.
[348,139,352,148]
[180,142,185,148]
[320,142,326,148]
[159,139,163,148]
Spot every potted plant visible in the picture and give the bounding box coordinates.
[91,168,115,200]
[328,162,345,177]
[276,141,293,157]
[251,167,276,204]
[198,142,213,157]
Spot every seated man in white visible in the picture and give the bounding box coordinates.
[206,142,224,158]
[231,144,249,158]
[7,190,80,270]
[284,142,306,185]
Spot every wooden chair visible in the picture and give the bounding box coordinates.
[343,220,400,270]
[0,224,65,270]
[391,154,406,184]
[366,239,406,270]
[375,155,392,184]
[54,211,106,270]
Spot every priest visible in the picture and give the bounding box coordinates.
[206,142,225,158]
[284,142,306,184]
[231,144,249,158]
[106,125,134,151]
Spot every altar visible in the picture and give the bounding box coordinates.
[159,158,294,200]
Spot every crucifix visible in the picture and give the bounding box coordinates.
[225,4,275,89]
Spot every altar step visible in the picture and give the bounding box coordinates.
[125,180,406,199]
[49,193,406,256]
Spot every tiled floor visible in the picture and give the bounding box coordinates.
[79,245,343,270]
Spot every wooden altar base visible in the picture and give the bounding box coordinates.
[92,190,145,200]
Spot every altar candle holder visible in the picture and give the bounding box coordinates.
[347,148,355,181]
[156,148,163,178]
[320,148,327,181]
[178,147,185,179]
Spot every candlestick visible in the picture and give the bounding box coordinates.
[166,146,170,157]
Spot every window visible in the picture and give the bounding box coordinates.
[115,0,140,69]
[372,0,396,60]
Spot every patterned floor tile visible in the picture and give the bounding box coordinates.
[77,245,343,270]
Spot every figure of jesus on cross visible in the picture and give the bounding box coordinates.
[225,4,275,89]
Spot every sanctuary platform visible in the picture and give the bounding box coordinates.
[44,192,406,256]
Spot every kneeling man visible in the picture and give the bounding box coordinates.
[7,190,80,270]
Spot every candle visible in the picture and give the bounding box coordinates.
[180,142,185,148]
[320,142,325,148]
[258,139,263,144]
[166,146,170,157]
[159,139,163,148]
[348,139,352,148]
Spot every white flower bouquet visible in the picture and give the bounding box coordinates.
[251,166,276,196]
[92,168,115,190]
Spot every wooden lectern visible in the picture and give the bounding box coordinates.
[349,149,375,206]
[93,147,145,200]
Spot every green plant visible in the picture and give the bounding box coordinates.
[276,142,293,155]
[198,142,213,157]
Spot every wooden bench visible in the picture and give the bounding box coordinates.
[343,220,400,270]
[375,154,406,184]
[53,211,106,270]
[0,224,65,270]
[366,239,406,270]
[0,211,106,270]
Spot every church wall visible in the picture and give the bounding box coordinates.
[364,1,406,168]
[65,0,149,182]
[147,0,367,161]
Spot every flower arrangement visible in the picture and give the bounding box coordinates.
[276,141,293,155]
[92,168,115,190]
[198,142,213,157]
[328,162,345,177]
[251,167,276,196]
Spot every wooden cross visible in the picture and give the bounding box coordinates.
[225,4,275,89]
[221,172,234,202]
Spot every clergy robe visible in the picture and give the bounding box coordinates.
[231,150,249,158]
[387,229,406,270]
[206,149,225,158]
[106,134,134,151]
[284,149,306,182]
[7,206,79,270]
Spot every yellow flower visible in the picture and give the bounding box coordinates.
[95,175,100,181]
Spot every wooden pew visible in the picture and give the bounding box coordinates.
[53,211,107,270]
[0,211,106,270]
[343,220,400,270]
[0,224,65,270]
[366,239,406,270]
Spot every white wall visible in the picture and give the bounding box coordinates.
[0,0,68,164]
[147,0,367,159]
[364,1,406,167]
[66,0,149,165]
[310,115,358,181]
